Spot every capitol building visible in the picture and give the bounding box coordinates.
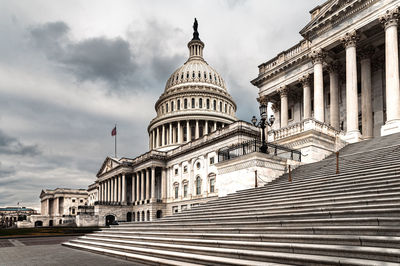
[30,0,400,231]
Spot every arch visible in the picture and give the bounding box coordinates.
[127,212,132,222]
[146,210,150,221]
[34,221,43,227]
[105,214,116,226]
[156,210,162,219]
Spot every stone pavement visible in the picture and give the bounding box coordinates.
[0,236,135,266]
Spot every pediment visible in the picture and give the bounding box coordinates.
[97,157,121,177]
[300,0,372,39]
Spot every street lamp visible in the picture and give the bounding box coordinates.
[252,103,275,153]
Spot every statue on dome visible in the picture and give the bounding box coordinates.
[192,18,200,40]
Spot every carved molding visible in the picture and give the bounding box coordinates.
[257,95,272,105]
[341,30,359,48]
[277,86,289,97]
[309,49,326,65]
[380,6,399,29]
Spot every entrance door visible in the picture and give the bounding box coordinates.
[105,215,115,226]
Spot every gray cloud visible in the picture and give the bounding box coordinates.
[0,130,41,156]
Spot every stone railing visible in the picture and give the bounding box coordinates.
[259,39,311,74]
[268,118,342,142]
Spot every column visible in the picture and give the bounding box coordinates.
[149,132,152,150]
[213,121,217,131]
[153,130,156,149]
[278,86,289,127]
[151,167,156,201]
[131,174,135,204]
[187,120,191,142]
[117,175,121,203]
[110,177,114,203]
[156,127,160,148]
[299,74,311,119]
[55,197,59,216]
[177,121,182,144]
[327,62,341,130]
[141,170,145,202]
[310,49,326,122]
[359,47,374,139]
[162,125,165,146]
[114,177,118,202]
[146,168,151,201]
[169,123,172,145]
[195,120,199,138]
[161,168,167,201]
[205,120,209,134]
[136,172,140,204]
[380,8,400,135]
[121,174,126,204]
[342,30,361,142]
[105,181,108,203]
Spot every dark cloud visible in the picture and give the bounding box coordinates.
[0,163,16,178]
[0,130,41,156]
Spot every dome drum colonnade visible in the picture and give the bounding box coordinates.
[148,23,237,151]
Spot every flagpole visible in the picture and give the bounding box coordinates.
[115,123,117,158]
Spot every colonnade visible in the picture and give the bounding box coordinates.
[98,167,167,205]
[276,7,400,142]
[149,120,226,149]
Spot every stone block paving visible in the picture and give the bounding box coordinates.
[0,236,136,266]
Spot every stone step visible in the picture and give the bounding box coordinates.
[70,237,400,264]
[87,232,400,248]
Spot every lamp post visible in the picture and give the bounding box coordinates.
[252,103,275,153]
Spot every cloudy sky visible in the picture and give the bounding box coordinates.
[0,0,324,209]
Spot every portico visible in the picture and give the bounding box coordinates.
[252,2,400,159]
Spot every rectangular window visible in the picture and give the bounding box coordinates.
[177,99,181,110]
[183,165,188,173]
[220,102,222,112]
[192,98,195,108]
[184,99,188,109]
[72,209,75,214]
[206,99,210,109]
[175,168,178,175]
[166,103,168,113]
[171,101,174,111]
[210,179,215,193]
[199,98,203,108]
[184,184,188,197]
[213,100,216,110]
[209,157,215,165]
[181,204,187,211]
[174,186,179,199]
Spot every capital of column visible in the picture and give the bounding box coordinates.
[298,74,311,87]
[309,49,326,65]
[341,30,359,48]
[277,86,289,97]
[380,7,399,29]
[327,61,342,74]
[257,95,271,105]
[358,46,375,61]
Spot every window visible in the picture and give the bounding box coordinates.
[184,99,188,109]
[72,208,75,214]
[210,178,215,193]
[181,204,188,211]
[166,103,168,113]
[172,206,178,213]
[162,106,164,114]
[196,177,201,195]
[224,104,227,113]
[174,185,179,199]
[183,165,188,173]
[206,99,210,109]
[220,102,222,112]
[175,168,178,175]
[196,162,201,169]
[288,108,293,120]
[199,98,203,108]
[184,184,188,197]
[171,101,174,111]
[183,126,187,141]
[198,71,201,78]
[177,99,180,110]
[209,157,215,165]
[213,100,216,110]
[80,199,83,203]
[192,98,195,108]
[72,199,75,203]
[192,72,195,78]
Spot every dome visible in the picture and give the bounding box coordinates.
[165,56,227,92]
[147,19,237,152]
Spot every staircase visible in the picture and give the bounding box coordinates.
[63,133,400,265]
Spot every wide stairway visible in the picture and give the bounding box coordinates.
[63,133,400,265]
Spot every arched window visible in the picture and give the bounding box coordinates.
[213,100,216,110]
[206,99,210,109]
[219,102,222,112]
[184,184,188,197]
[174,183,179,199]
[225,104,227,113]
[196,176,201,195]
[192,98,195,108]
[177,99,181,110]
[199,98,203,108]
[171,101,174,112]
[210,178,215,193]
[184,99,188,109]
[166,103,168,113]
